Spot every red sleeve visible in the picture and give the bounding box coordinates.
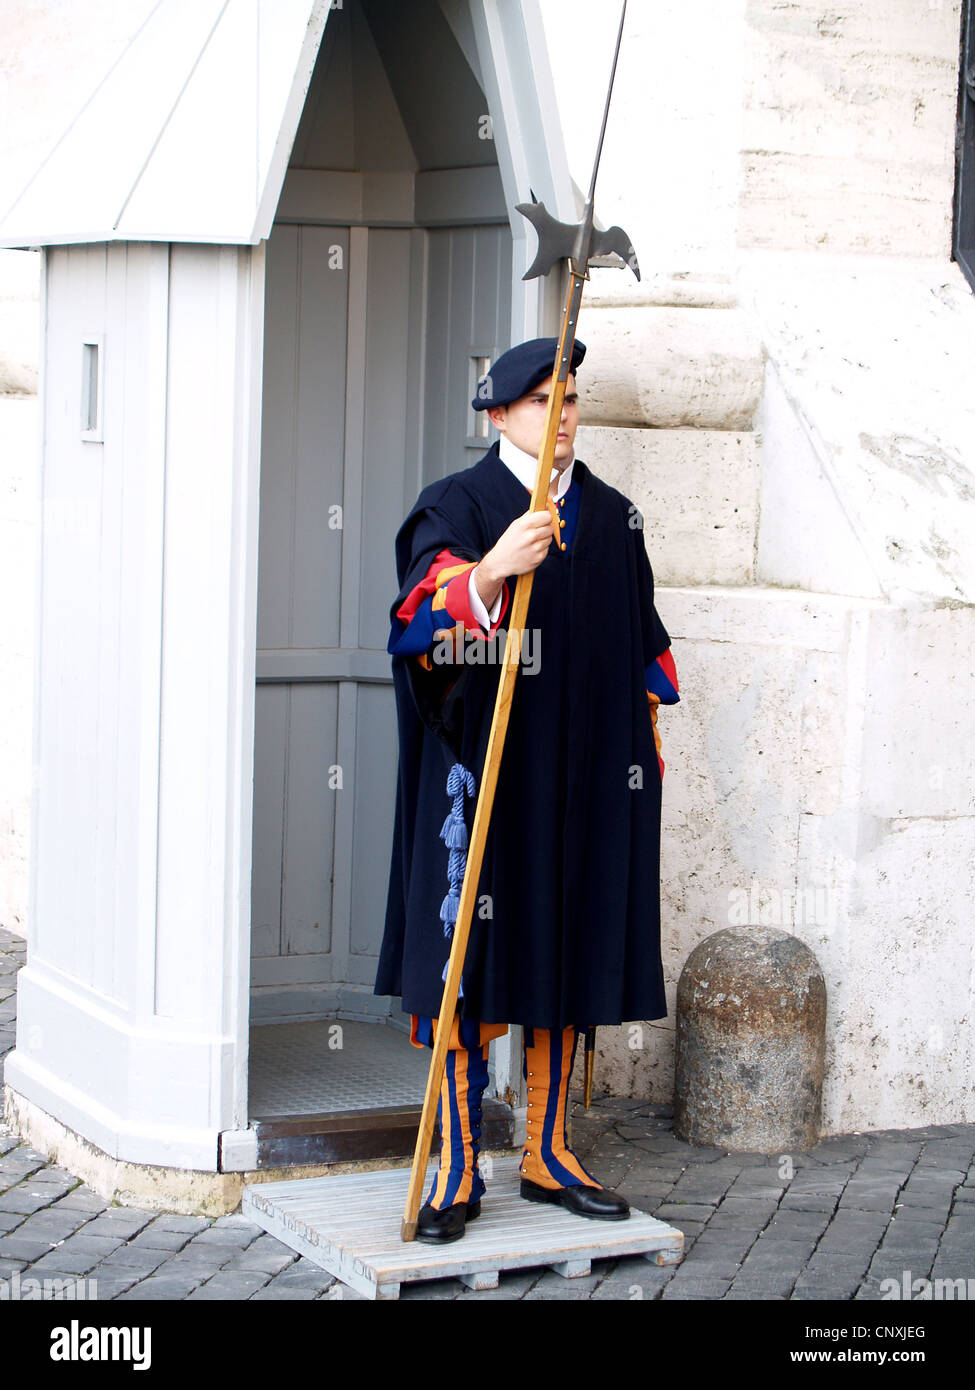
[396,548,510,638]
[395,549,470,625]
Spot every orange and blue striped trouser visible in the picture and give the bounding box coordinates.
[412,1015,506,1211]
[520,1026,601,1190]
[411,1018,600,1200]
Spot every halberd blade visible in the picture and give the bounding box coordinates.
[515,201,580,281]
[517,201,641,283]
[591,224,641,281]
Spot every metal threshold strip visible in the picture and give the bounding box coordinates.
[249,1100,514,1169]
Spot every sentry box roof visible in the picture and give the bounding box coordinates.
[0,0,329,248]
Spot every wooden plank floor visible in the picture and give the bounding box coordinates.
[242,1157,684,1300]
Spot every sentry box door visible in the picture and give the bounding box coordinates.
[252,219,511,1027]
[249,2,515,1134]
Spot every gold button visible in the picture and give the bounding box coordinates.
[560,520,565,528]
[561,542,566,550]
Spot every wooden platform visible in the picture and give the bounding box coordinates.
[242,1157,684,1300]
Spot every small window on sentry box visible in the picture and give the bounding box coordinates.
[81,337,103,442]
[469,354,492,440]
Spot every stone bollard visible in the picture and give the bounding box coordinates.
[674,925,827,1152]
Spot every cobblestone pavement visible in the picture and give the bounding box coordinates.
[2,924,974,1304]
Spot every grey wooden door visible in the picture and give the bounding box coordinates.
[251,218,511,1021]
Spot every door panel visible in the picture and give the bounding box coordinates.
[424,225,512,484]
[252,219,511,1008]
[280,683,340,959]
[350,682,401,963]
[358,227,417,653]
[257,226,349,654]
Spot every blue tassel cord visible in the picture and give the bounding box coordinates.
[439,763,476,998]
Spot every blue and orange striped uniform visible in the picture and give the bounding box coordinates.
[417,1014,506,1210]
[520,1025,601,1189]
[416,1019,604,1203]
[393,472,679,1208]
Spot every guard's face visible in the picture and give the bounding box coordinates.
[488,373,579,467]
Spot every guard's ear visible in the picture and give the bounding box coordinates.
[486,405,507,431]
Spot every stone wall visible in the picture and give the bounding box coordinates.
[556,0,975,1130]
[740,0,964,255]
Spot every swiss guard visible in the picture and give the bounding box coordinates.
[374,336,680,1243]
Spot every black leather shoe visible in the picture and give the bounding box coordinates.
[520,1178,630,1220]
[415,1198,482,1244]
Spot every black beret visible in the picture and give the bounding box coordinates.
[471,336,586,412]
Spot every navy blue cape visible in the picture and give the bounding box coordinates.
[374,443,671,1029]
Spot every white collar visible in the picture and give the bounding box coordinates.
[498,434,575,501]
